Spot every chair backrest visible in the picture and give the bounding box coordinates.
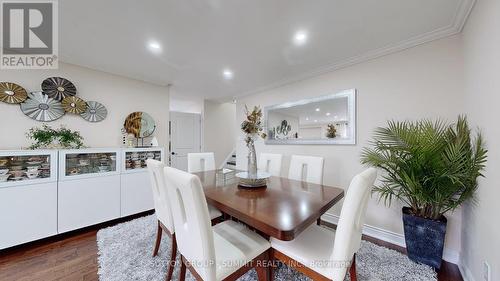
[258,153,283,177]
[164,167,216,281]
[288,155,324,184]
[188,152,216,173]
[146,159,174,233]
[329,168,377,280]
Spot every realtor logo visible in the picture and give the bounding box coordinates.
[1,0,58,69]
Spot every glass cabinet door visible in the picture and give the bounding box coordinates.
[0,154,51,183]
[65,152,117,176]
[124,150,162,170]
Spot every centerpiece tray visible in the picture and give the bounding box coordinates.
[236,171,270,188]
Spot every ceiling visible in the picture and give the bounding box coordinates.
[58,0,473,100]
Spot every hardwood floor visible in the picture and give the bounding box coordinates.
[0,215,463,281]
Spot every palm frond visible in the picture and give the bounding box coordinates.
[361,115,487,219]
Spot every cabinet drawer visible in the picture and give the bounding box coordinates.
[120,172,154,217]
[58,175,120,233]
[0,183,57,249]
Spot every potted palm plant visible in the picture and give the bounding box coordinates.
[361,116,487,269]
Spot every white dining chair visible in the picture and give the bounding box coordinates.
[146,160,222,281]
[164,166,271,281]
[258,153,283,177]
[270,168,378,281]
[187,152,223,220]
[188,152,216,173]
[288,155,324,184]
[146,159,176,281]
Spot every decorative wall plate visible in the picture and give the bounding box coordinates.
[124,112,156,138]
[62,96,87,114]
[41,77,77,101]
[0,82,28,104]
[21,92,65,122]
[81,101,107,122]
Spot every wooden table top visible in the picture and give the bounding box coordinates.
[194,170,344,241]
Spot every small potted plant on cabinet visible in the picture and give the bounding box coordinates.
[361,116,487,269]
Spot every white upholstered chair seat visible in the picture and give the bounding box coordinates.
[212,220,271,280]
[188,152,216,173]
[209,205,223,220]
[271,168,378,281]
[188,152,223,221]
[288,155,324,185]
[146,159,177,280]
[165,166,270,281]
[155,197,173,233]
[258,153,283,177]
[271,225,337,278]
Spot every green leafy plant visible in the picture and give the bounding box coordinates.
[27,124,85,149]
[361,116,487,220]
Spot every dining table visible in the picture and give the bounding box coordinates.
[194,170,345,241]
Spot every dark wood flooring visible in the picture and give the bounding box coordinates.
[0,215,463,281]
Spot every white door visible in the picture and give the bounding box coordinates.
[170,112,201,171]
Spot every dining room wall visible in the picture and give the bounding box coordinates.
[460,0,500,280]
[0,62,170,149]
[236,35,465,263]
[203,100,237,167]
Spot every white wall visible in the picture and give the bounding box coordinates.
[203,100,236,167]
[169,87,204,114]
[0,62,169,149]
[461,0,500,280]
[236,35,464,263]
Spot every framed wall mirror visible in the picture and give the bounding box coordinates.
[264,89,356,145]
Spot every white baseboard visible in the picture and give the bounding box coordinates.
[458,261,476,281]
[321,213,460,264]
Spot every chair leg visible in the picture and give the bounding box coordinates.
[179,256,186,281]
[153,220,163,257]
[165,234,177,281]
[255,250,270,281]
[349,254,357,281]
[268,248,275,281]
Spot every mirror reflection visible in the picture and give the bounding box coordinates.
[124,112,156,138]
[265,89,356,145]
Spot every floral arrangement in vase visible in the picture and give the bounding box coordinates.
[241,105,267,176]
[26,124,85,149]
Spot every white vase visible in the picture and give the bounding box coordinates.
[247,139,257,177]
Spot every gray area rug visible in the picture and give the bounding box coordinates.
[97,215,436,281]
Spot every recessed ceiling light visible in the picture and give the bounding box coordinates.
[147,41,162,54]
[305,117,309,121]
[326,112,331,116]
[293,30,308,46]
[314,120,318,123]
[223,69,234,80]
[315,108,320,112]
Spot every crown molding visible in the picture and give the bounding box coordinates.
[238,0,476,98]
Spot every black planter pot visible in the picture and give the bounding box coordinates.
[402,207,447,269]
